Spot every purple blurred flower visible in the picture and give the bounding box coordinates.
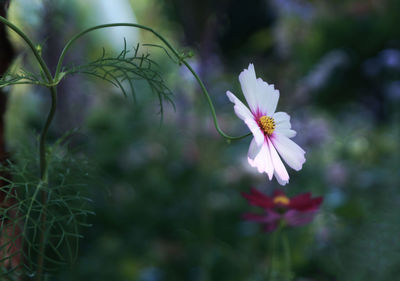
[380,49,400,69]
[302,50,349,90]
[364,49,400,77]
[242,188,323,232]
[272,0,315,19]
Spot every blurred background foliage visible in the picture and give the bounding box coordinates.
[3,0,400,280]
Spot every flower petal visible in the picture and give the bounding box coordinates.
[273,189,286,197]
[284,209,318,227]
[256,78,280,116]
[226,91,253,121]
[273,170,289,185]
[273,112,290,125]
[271,133,306,171]
[274,128,297,138]
[274,111,295,137]
[241,188,274,209]
[290,193,323,211]
[247,137,260,160]
[238,63,258,113]
[267,138,289,185]
[242,211,281,232]
[226,91,264,145]
[248,139,273,179]
[244,119,265,146]
[242,212,278,223]
[263,210,282,232]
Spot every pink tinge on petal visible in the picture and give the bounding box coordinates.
[245,119,265,146]
[273,170,289,186]
[271,133,306,171]
[284,209,318,227]
[267,137,289,185]
[263,210,282,232]
[243,211,281,223]
[226,90,265,147]
[242,211,281,232]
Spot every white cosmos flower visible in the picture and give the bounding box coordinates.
[226,64,305,185]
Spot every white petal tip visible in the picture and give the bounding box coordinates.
[226,91,235,101]
[276,176,289,186]
[240,63,256,78]
[247,158,259,170]
[293,158,306,171]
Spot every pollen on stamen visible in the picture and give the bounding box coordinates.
[273,195,290,205]
[258,115,276,136]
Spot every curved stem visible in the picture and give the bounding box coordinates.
[55,23,251,141]
[55,23,180,79]
[0,16,53,83]
[181,60,251,141]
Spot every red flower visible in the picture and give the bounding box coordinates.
[242,188,323,232]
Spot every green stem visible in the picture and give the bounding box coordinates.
[268,226,280,281]
[0,15,57,281]
[36,86,57,281]
[55,23,180,79]
[181,61,251,141]
[35,183,47,281]
[39,87,57,179]
[54,23,251,141]
[0,16,53,83]
[282,232,292,281]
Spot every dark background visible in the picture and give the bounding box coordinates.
[3,0,400,280]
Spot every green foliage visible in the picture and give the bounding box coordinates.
[65,42,175,116]
[0,68,46,88]
[0,140,93,278]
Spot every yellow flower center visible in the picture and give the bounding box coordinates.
[273,195,290,205]
[258,116,276,136]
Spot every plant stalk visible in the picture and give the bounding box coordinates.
[268,226,280,281]
[36,86,57,281]
[282,232,292,281]
[0,16,53,82]
[0,15,58,281]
